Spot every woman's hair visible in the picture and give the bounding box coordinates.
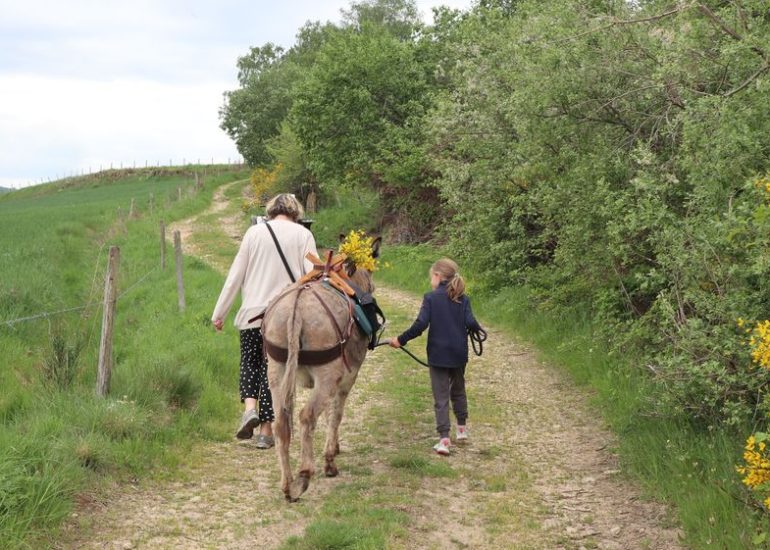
[265,193,304,222]
[431,258,465,302]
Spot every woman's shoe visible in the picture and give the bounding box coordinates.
[235,409,260,439]
[255,434,275,449]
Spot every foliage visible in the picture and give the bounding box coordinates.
[415,0,770,426]
[222,0,442,239]
[341,0,422,40]
[243,164,283,212]
[266,122,314,200]
[219,44,296,166]
[308,186,381,249]
[290,23,429,188]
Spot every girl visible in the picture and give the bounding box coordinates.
[389,258,484,455]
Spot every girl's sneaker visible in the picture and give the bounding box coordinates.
[456,425,468,441]
[433,438,451,456]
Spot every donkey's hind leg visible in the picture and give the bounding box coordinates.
[323,386,352,477]
[289,369,337,500]
[268,360,294,501]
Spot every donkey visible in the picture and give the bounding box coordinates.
[261,238,381,501]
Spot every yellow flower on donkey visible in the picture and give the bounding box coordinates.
[339,230,379,272]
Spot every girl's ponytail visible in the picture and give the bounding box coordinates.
[447,272,466,303]
[431,258,465,302]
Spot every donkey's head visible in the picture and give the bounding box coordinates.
[338,233,381,294]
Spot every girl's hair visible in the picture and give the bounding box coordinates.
[265,193,304,222]
[432,258,465,302]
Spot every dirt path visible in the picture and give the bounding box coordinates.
[167,178,249,272]
[64,182,684,549]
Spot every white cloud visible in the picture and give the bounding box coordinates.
[0,0,475,188]
[0,74,239,185]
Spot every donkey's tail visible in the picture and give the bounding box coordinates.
[281,289,303,419]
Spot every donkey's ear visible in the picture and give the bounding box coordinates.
[371,236,382,259]
[346,261,358,277]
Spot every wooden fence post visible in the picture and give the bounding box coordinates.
[129,198,136,218]
[160,220,166,269]
[177,186,182,201]
[149,192,154,216]
[174,230,186,312]
[96,246,120,397]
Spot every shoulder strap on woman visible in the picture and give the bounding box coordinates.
[265,222,296,283]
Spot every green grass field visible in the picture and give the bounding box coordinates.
[0,167,247,547]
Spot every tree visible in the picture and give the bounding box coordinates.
[291,24,429,188]
[219,45,295,166]
[219,22,338,167]
[341,0,422,40]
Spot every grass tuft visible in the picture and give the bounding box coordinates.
[389,452,458,478]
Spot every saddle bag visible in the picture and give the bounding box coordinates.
[354,292,384,350]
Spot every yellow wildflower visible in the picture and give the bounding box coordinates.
[749,320,770,370]
[339,230,379,272]
[244,164,283,211]
[738,434,770,489]
[755,174,770,204]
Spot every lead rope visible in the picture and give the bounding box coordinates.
[468,327,488,357]
[373,326,487,367]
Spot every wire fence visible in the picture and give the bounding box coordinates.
[2,266,160,330]
[15,158,248,190]
[1,167,202,330]
[1,167,225,395]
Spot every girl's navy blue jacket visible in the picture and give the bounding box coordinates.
[397,281,482,368]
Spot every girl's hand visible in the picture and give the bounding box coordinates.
[213,319,224,332]
[389,337,401,349]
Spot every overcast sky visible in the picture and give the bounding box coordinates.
[0,0,473,189]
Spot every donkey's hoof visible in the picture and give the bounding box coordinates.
[324,463,339,477]
[288,474,310,500]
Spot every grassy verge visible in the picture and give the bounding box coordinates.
[0,169,246,547]
[374,244,760,549]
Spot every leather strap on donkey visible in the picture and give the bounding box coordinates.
[262,253,357,370]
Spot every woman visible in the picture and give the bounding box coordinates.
[212,193,318,448]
